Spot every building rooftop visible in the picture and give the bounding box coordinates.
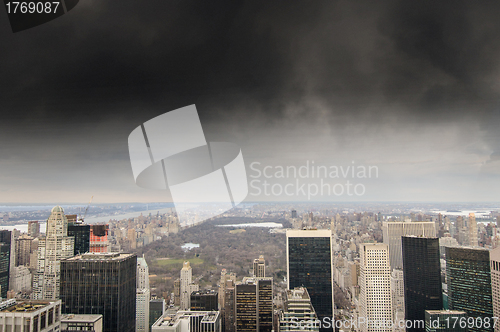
[153,311,219,328]
[61,314,103,323]
[0,299,58,313]
[65,252,135,261]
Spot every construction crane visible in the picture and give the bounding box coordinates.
[78,196,94,223]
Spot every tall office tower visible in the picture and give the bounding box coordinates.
[136,289,150,332]
[391,269,405,326]
[490,246,500,332]
[60,253,137,332]
[67,222,90,255]
[253,255,265,278]
[455,216,464,230]
[224,279,236,332]
[15,234,33,266]
[128,229,137,250]
[137,256,150,289]
[359,243,392,332]
[469,213,478,247]
[136,256,150,332]
[89,224,109,253]
[180,261,199,310]
[286,229,333,326]
[149,298,166,327]
[382,221,436,269]
[279,287,319,332]
[33,206,75,300]
[234,277,273,332]
[190,290,218,311]
[402,236,442,332]
[424,310,467,332]
[446,247,493,332]
[27,221,40,238]
[219,269,236,309]
[291,210,297,219]
[0,230,11,298]
[173,279,181,306]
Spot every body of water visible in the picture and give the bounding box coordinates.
[217,222,283,228]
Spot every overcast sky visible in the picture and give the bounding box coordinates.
[1,0,500,204]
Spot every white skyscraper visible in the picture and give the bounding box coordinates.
[33,206,74,300]
[359,243,392,332]
[490,246,500,332]
[136,256,150,332]
[382,221,436,269]
[391,269,405,331]
[180,261,198,310]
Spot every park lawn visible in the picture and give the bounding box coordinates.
[155,257,204,266]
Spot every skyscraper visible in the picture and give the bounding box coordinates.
[279,287,319,332]
[0,230,11,298]
[67,222,90,255]
[33,206,75,300]
[402,236,442,332]
[446,246,493,332]
[60,252,137,332]
[15,234,33,266]
[253,255,265,278]
[27,221,40,238]
[359,243,392,332]
[490,246,500,332]
[235,277,273,332]
[136,256,150,332]
[190,290,218,311]
[286,229,333,327]
[469,213,478,247]
[90,224,109,253]
[382,221,436,269]
[180,261,198,310]
[424,310,467,332]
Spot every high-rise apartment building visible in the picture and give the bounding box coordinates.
[469,213,478,247]
[136,256,150,332]
[15,234,33,267]
[382,221,436,269]
[235,277,273,332]
[33,206,75,300]
[446,246,493,332]
[402,236,442,332]
[67,222,90,255]
[391,269,405,327]
[286,229,333,325]
[253,255,265,278]
[359,243,392,332]
[60,252,137,332]
[180,261,198,310]
[219,268,236,309]
[0,230,11,299]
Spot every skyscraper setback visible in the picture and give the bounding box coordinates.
[286,229,333,327]
[33,206,74,300]
[402,236,442,332]
[382,221,436,270]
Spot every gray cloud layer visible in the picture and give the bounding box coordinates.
[0,1,499,203]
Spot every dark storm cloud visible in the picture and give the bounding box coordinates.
[1,0,500,202]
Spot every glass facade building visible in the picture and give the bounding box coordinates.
[446,247,493,332]
[67,223,90,255]
[60,253,137,332]
[0,230,11,299]
[286,229,333,327]
[402,236,443,332]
